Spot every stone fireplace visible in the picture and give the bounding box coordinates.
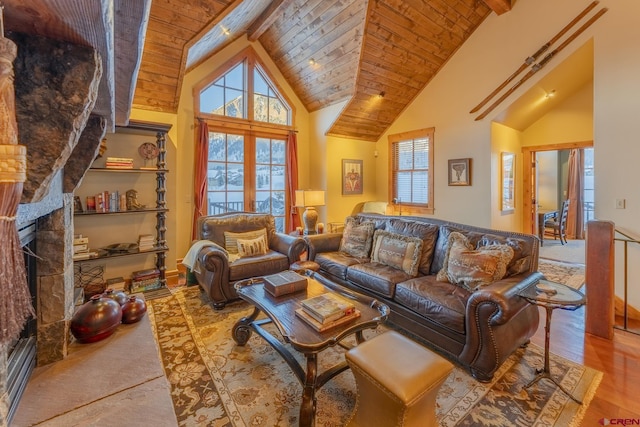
[0,30,105,424]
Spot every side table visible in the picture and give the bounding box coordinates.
[518,279,586,403]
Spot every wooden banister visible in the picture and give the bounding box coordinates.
[585,220,615,339]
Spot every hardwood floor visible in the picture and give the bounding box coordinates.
[531,304,640,423]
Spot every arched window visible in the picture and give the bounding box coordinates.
[194,47,295,232]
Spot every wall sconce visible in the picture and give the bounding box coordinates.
[544,89,556,99]
[374,150,379,158]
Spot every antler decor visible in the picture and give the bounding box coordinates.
[0,5,35,344]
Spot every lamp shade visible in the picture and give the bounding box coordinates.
[295,190,325,207]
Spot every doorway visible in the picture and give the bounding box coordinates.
[522,141,593,246]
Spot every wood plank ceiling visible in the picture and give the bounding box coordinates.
[4,0,511,140]
[134,0,503,141]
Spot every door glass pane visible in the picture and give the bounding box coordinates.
[207,133,244,214]
[255,137,287,232]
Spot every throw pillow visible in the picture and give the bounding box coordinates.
[339,218,375,259]
[437,231,514,291]
[371,230,423,276]
[224,228,268,254]
[237,236,268,258]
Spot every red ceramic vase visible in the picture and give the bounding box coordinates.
[102,288,128,306]
[121,295,147,324]
[71,295,123,343]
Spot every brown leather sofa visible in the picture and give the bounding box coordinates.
[306,213,542,382]
[191,212,307,309]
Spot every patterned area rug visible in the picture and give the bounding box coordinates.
[148,287,602,426]
[539,258,586,290]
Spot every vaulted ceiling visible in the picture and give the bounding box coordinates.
[134,0,509,141]
[3,0,513,141]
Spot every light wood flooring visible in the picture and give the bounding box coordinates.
[531,304,640,423]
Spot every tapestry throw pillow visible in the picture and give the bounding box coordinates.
[339,218,375,259]
[371,230,423,276]
[237,236,268,258]
[437,231,514,291]
[224,228,268,254]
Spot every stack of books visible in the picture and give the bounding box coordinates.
[72,235,99,261]
[105,276,127,292]
[138,234,156,251]
[105,157,134,169]
[130,268,161,293]
[89,191,127,213]
[296,293,360,332]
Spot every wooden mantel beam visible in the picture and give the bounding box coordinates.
[483,0,512,15]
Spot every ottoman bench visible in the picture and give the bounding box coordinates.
[345,330,453,426]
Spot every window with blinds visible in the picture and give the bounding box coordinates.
[389,128,434,214]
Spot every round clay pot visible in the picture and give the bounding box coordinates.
[121,295,147,324]
[71,295,122,343]
[102,288,128,306]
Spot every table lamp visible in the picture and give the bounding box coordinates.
[295,190,325,235]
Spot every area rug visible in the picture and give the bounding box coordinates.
[148,287,602,426]
[539,258,586,290]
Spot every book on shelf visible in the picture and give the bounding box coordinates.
[138,234,156,251]
[295,308,361,332]
[105,276,127,291]
[73,243,88,253]
[132,267,160,279]
[73,250,99,261]
[300,293,356,324]
[263,270,308,297]
[130,277,161,293]
[73,235,89,245]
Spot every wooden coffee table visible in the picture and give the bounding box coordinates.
[232,271,389,427]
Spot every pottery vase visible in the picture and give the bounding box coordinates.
[121,295,147,324]
[71,295,122,343]
[102,288,128,306]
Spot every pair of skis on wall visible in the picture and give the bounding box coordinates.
[471,1,608,121]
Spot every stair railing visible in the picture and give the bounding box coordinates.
[613,228,640,334]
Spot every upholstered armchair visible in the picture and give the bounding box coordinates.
[189,212,307,309]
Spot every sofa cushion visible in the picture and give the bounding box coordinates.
[347,262,413,298]
[229,250,289,281]
[224,228,268,254]
[431,226,532,277]
[315,251,369,280]
[437,232,514,291]
[339,217,375,258]
[395,276,470,334]
[384,219,439,275]
[371,230,423,276]
[237,235,268,258]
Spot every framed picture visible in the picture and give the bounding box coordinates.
[501,152,516,212]
[448,158,471,186]
[342,159,363,195]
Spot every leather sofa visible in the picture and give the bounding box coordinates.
[191,212,307,309]
[306,213,542,381]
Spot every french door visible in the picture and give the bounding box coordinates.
[206,130,287,232]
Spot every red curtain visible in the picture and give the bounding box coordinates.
[286,131,301,232]
[192,121,209,240]
[566,149,585,239]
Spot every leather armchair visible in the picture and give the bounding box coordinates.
[191,212,307,309]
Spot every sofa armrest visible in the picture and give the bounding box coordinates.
[305,233,343,260]
[466,271,543,326]
[271,233,307,263]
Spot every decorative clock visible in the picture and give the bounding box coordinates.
[138,142,159,168]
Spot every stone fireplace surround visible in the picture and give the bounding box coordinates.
[0,31,107,424]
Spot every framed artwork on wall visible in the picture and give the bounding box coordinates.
[501,152,516,212]
[448,158,471,186]
[342,159,363,195]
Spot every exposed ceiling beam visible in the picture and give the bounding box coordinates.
[483,0,512,15]
[247,0,291,42]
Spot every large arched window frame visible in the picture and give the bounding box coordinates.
[193,47,297,232]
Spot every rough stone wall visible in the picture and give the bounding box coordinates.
[8,31,102,203]
[0,343,7,427]
[35,196,74,365]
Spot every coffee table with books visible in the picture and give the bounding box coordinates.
[232,270,389,427]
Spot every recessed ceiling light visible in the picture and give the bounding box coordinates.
[222,27,230,36]
[309,58,316,65]
[545,90,556,99]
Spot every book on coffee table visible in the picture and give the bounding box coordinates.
[300,293,356,323]
[295,308,361,332]
[263,270,308,297]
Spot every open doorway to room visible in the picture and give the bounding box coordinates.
[522,141,593,264]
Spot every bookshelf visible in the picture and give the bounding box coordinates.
[73,120,170,291]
